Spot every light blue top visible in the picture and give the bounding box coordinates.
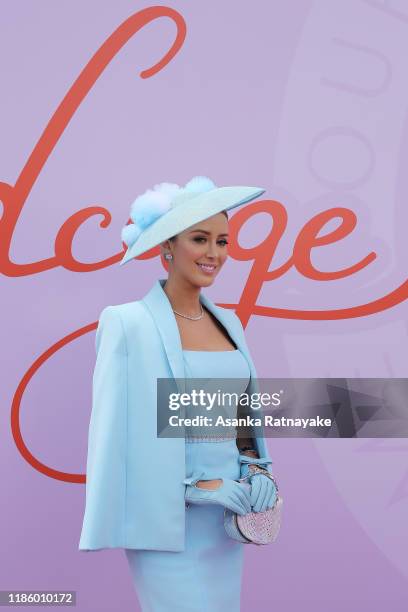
[182,349,250,442]
[182,348,250,377]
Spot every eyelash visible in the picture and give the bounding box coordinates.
[194,237,229,246]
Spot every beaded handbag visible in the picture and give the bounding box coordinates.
[224,472,283,545]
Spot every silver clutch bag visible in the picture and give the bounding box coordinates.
[224,473,283,545]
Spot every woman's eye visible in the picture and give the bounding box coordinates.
[193,237,228,246]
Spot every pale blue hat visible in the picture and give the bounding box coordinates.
[120,175,265,265]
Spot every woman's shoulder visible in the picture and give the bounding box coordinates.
[97,299,149,327]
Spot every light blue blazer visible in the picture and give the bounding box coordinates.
[78,278,272,552]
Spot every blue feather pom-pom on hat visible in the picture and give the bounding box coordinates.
[121,176,217,248]
[183,176,216,194]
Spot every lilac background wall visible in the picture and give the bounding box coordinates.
[1,1,407,610]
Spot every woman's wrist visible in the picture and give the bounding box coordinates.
[195,479,222,490]
[241,451,258,460]
[238,445,259,460]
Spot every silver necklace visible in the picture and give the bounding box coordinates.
[172,303,204,320]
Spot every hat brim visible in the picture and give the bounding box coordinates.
[119,185,265,265]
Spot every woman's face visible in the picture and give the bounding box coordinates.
[162,213,229,287]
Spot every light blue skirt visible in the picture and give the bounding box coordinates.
[125,438,244,612]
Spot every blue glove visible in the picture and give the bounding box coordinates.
[184,477,252,516]
[238,454,277,512]
[249,473,278,513]
[239,454,273,479]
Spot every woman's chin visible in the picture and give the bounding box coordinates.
[195,272,216,287]
[186,275,214,290]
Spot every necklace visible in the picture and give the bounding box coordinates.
[172,303,204,320]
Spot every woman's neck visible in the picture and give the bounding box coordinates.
[163,278,202,316]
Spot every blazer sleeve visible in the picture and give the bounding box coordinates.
[78,306,128,551]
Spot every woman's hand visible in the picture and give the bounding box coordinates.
[185,478,252,515]
[248,473,278,513]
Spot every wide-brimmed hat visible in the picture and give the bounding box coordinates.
[119,176,265,265]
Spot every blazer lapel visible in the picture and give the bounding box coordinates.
[142,279,186,394]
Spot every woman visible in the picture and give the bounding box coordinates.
[79,176,278,611]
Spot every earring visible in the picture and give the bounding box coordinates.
[164,253,173,261]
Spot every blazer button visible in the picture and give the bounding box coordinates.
[185,502,190,509]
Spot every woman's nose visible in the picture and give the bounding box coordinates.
[206,243,218,257]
